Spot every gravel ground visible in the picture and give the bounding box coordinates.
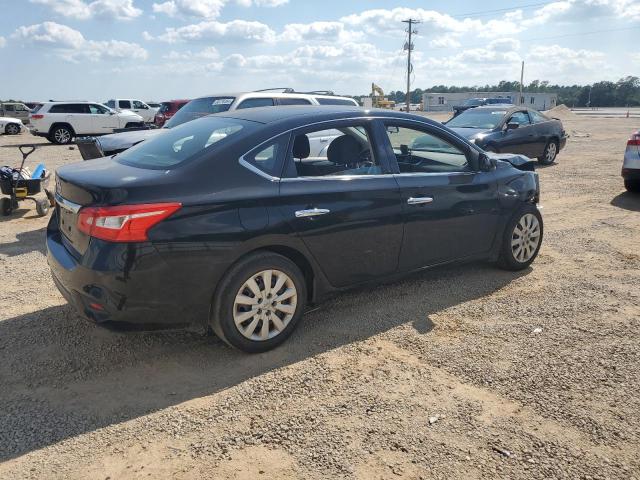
[0,114,639,479]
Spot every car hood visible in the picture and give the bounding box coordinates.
[97,128,165,153]
[449,127,492,139]
[117,109,144,119]
[0,116,23,124]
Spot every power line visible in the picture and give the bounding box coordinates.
[449,1,556,18]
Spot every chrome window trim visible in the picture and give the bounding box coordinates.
[237,115,476,181]
[54,192,82,213]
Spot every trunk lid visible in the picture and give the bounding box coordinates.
[55,157,178,256]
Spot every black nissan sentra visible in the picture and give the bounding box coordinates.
[48,106,543,353]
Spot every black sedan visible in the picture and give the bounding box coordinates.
[49,106,543,353]
[444,106,568,165]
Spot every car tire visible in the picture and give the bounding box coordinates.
[211,251,307,353]
[497,204,543,271]
[625,179,640,193]
[538,139,558,165]
[49,126,73,145]
[5,123,21,135]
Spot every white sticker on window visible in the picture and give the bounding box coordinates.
[212,98,233,105]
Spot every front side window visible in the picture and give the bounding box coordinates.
[164,97,235,129]
[290,125,382,177]
[116,117,254,169]
[89,104,109,114]
[237,98,275,109]
[508,111,531,125]
[133,100,146,109]
[105,100,116,108]
[119,100,132,109]
[384,124,469,174]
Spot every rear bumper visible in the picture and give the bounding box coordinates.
[46,211,209,328]
[559,135,568,150]
[622,168,640,181]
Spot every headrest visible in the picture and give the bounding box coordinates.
[327,135,361,165]
[293,134,310,159]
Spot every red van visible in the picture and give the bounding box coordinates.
[154,100,189,127]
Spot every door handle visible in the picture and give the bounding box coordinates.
[407,197,433,205]
[295,208,330,218]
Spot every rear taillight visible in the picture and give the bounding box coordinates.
[628,134,640,146]
[77,203,181,242]
[31,114,44,119]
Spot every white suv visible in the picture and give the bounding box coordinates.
[105,99,157,123]
[30,102,145,145]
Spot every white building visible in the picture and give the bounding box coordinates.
[422,91,558,112]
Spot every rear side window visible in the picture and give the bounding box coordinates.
[278,98,312,106]
[49,104,89,114]
[116,117,255,169]
[529,110,549,123]
[119,100,132,109]
[31,104,43,113]
[315,97,358,106]
[237,98,275,109]
[164,97,235,129]
[4,104,15,111]
[243,136,288,177]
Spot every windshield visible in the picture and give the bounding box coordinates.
[446,109,507,129]
[164,96,235,129]
[116,116,253,169]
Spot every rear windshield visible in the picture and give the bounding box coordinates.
[446,109,507,129]
[462,99,484,106]
[115,116,254,169]
[164,96,235,129]
[486,98,510,104]
[31,104,43,113]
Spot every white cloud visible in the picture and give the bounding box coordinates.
[0,36,6,48]
[279,21,363,43]
[30,0,142,20]
[163,46,220,60]
[12,22,147,62]
[429,36,461,49]
[528,44,605,70]
[153,0,287,18]
[149,19,276,43]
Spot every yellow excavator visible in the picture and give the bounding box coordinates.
[371,83,395,109]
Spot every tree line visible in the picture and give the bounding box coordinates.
[381,76,640,108]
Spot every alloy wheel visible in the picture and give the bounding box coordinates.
[546,142,557,163]
[6,124,20,135]
[511,213,541,263]
[233,269,298,341]
[54,128,71,144]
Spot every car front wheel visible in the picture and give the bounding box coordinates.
[211,252,307,353]
[5,123,21,135]
[624,179,640,193]
[538,139,558,165]
[497,205,543,271]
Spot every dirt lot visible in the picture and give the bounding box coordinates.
[1,114,639,480]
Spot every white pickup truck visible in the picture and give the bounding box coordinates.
[105,99,157,123]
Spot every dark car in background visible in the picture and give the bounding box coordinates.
[154,99,189,127]
[444,106,568,165]
[452,97,512,117]
[49,106,542,353]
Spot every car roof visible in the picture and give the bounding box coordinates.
[215,105,440,127]
[469,105,518,112]
[193,92,355,102]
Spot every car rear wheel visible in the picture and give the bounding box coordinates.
[497,204,543,271]
[50,126,73,145]
[211,252,307,353]
[538,140,558,165]
[625,179,640,193]
[5,123,21,135]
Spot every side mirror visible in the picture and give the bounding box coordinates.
[506,122,519,130]
[479,153,495,171]
[386,126,399,134]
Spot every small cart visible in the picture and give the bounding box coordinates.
[0,145,54,217]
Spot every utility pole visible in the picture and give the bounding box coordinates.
[519,61,524,105]
[402,19,419,112]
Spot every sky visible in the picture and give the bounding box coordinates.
[1,0,639,102]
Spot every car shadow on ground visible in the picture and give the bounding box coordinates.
[0,262,529,461]
[0,226,46,256]
[610,191,640,212]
